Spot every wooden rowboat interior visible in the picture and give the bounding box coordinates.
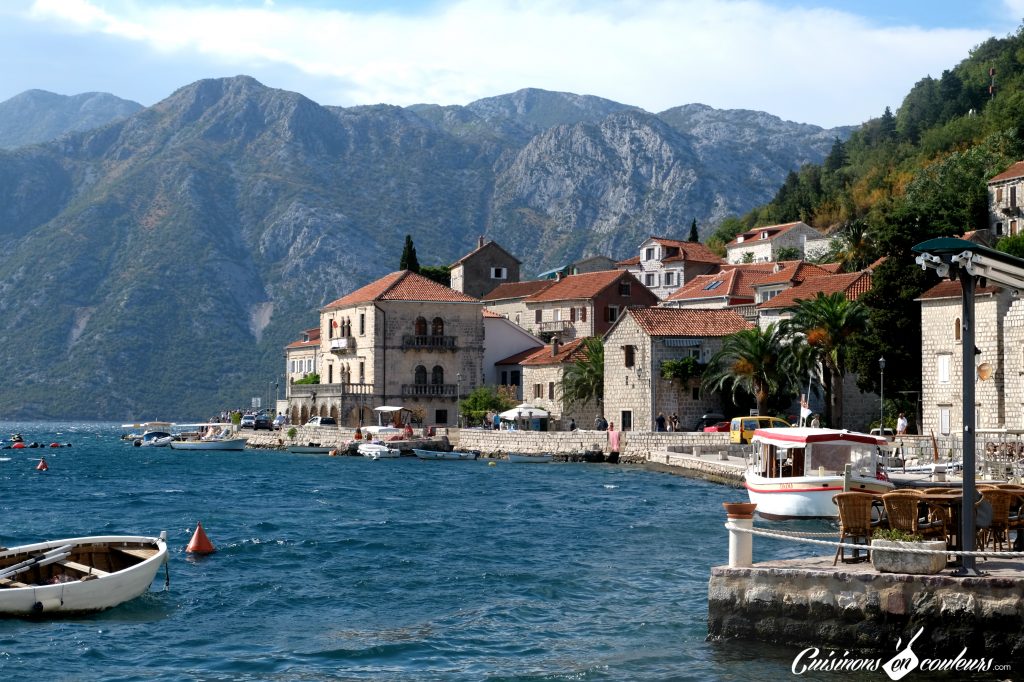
[0,542,159,589]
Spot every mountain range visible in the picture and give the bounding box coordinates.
[0,76,853,419]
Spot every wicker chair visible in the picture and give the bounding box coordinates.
[882,491,946,541]
[833,492,877,564]
[980,489,1016,552]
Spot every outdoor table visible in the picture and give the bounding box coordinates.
[920,492,964,565]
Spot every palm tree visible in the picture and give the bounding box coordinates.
[561,337,604,414]
[702,323,794,417]
[782,292,868,428]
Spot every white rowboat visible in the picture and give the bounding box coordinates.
[507,453,552,463]
[0,533,168,616]
[413,449,478,460]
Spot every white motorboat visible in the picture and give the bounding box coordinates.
[138,431,175,447]
[745,427,895,520]
[413,449,478,460]
[358,441,400,459]
[169,423,247,451]
[0,533,168,616]
[507,453,552,463]
[122,421,175,444]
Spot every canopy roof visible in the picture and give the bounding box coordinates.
[499,404,549,419]
[751,427,885,448]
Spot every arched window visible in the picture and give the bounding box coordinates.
[414,316,428,336]
[954,318,961,342]
[431,366,444,385]
[431,317,445,336]
[414,365,427,385]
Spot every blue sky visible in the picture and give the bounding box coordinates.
[1,0,1022,128]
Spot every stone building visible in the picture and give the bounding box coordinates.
[918,281,1013,436]
[285,327,320,385]
[660,265,772,312]
[988,160,1024,237]
[518,337,600,429]
[449,237,522,299]
[521,269,660,341]
[480,280,554,330]
[482,308,544,391]
[286,270,483,427]
[617,237,722,299]
[724,221,824,264]
[602,307,751,432]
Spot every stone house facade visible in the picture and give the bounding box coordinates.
[285,270,484,427]
[988,160,1024,238]
[285,327,320,390]
[602,307,751,432]
[617,237,722,300]
[449,237,521,299]
[918,281,1012,436]
[519,338,600,429]
[724,221,824,264]
[522,270,660,342]
[480,280,553,331]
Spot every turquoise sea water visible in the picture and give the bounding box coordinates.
[0,421,819,681]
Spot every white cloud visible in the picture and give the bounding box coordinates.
[22,0,1010,127]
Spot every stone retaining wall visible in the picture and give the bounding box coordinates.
[454,429,732,463]
[709,561,1024,661]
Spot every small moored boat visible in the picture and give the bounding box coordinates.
[286,445,335,454]
[169,423,247,451]
[413,449,478,460]
[0,533,168,616]
[745,427,895,520]
[507,453,552,463]
[358,442,400,459]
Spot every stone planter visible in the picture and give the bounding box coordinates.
[870,539,947,574]
[722,502,757,519]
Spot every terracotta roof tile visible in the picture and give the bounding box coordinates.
[495,346,549,365]
[285,327,320,349]
[628,307,751,336]
[664,268,764,303]
[527,270,640,303]
[757,272,873,310]
[482,308,504,318]
[818,262,843,273]
[520,338,590,366]
[324,270,478,309]
[989,161,1024,183]
[918,280,1002,300]
[725,221,810,248]
[481,280,553,301]
[646,237,723,264]
[752,260,832,286]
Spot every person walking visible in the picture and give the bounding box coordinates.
[607,421,621,463]
[896,412,908,435]
[810,414,821,429]
[655,412,666,432]
[569,418,577,431]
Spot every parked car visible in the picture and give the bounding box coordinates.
[729,415,791,444]
[240,414,256,429]
[254,413,272,430]
[703,421,731,433]
[306,416,337,426]
[691,413,725,432]
[869,427,895,439]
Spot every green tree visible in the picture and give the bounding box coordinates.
[561,337,604,413]
[702,324,794,417]
[399,234,420,273]
[419,264,451,286]
[459,386,515,425]
[782,292,869,428]
[688,218,699,242]
[996,234,1024,259]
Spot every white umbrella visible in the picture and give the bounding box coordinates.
[499,404,549,420]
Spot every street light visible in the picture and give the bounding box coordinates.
[879,356,886,433]
[456,373,462,428]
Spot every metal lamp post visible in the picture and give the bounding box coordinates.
[879,357,885,433]
[456,373,462,428]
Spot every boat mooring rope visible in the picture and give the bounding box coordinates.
[725,522,1024,558]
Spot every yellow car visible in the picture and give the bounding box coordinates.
[729,415,791,444]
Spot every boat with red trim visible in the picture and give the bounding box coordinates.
[744,427,894,519]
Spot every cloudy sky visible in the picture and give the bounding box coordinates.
[1,0,1022,128]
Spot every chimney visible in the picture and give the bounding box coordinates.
[555,271,563,281]
[478,235,485,249]
[551,337,561,357]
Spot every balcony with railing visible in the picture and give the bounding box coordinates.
[289,382,374,399]
[401,383,457,398]
[328,336,356,354]
[538,320,573,332]
[401,335,457,351]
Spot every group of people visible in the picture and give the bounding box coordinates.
[654,412,682,432]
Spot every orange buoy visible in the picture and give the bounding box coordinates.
[49,442,60,448]
[36,457,48,471]
[12,442,24,449]
[186,521,216,554]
